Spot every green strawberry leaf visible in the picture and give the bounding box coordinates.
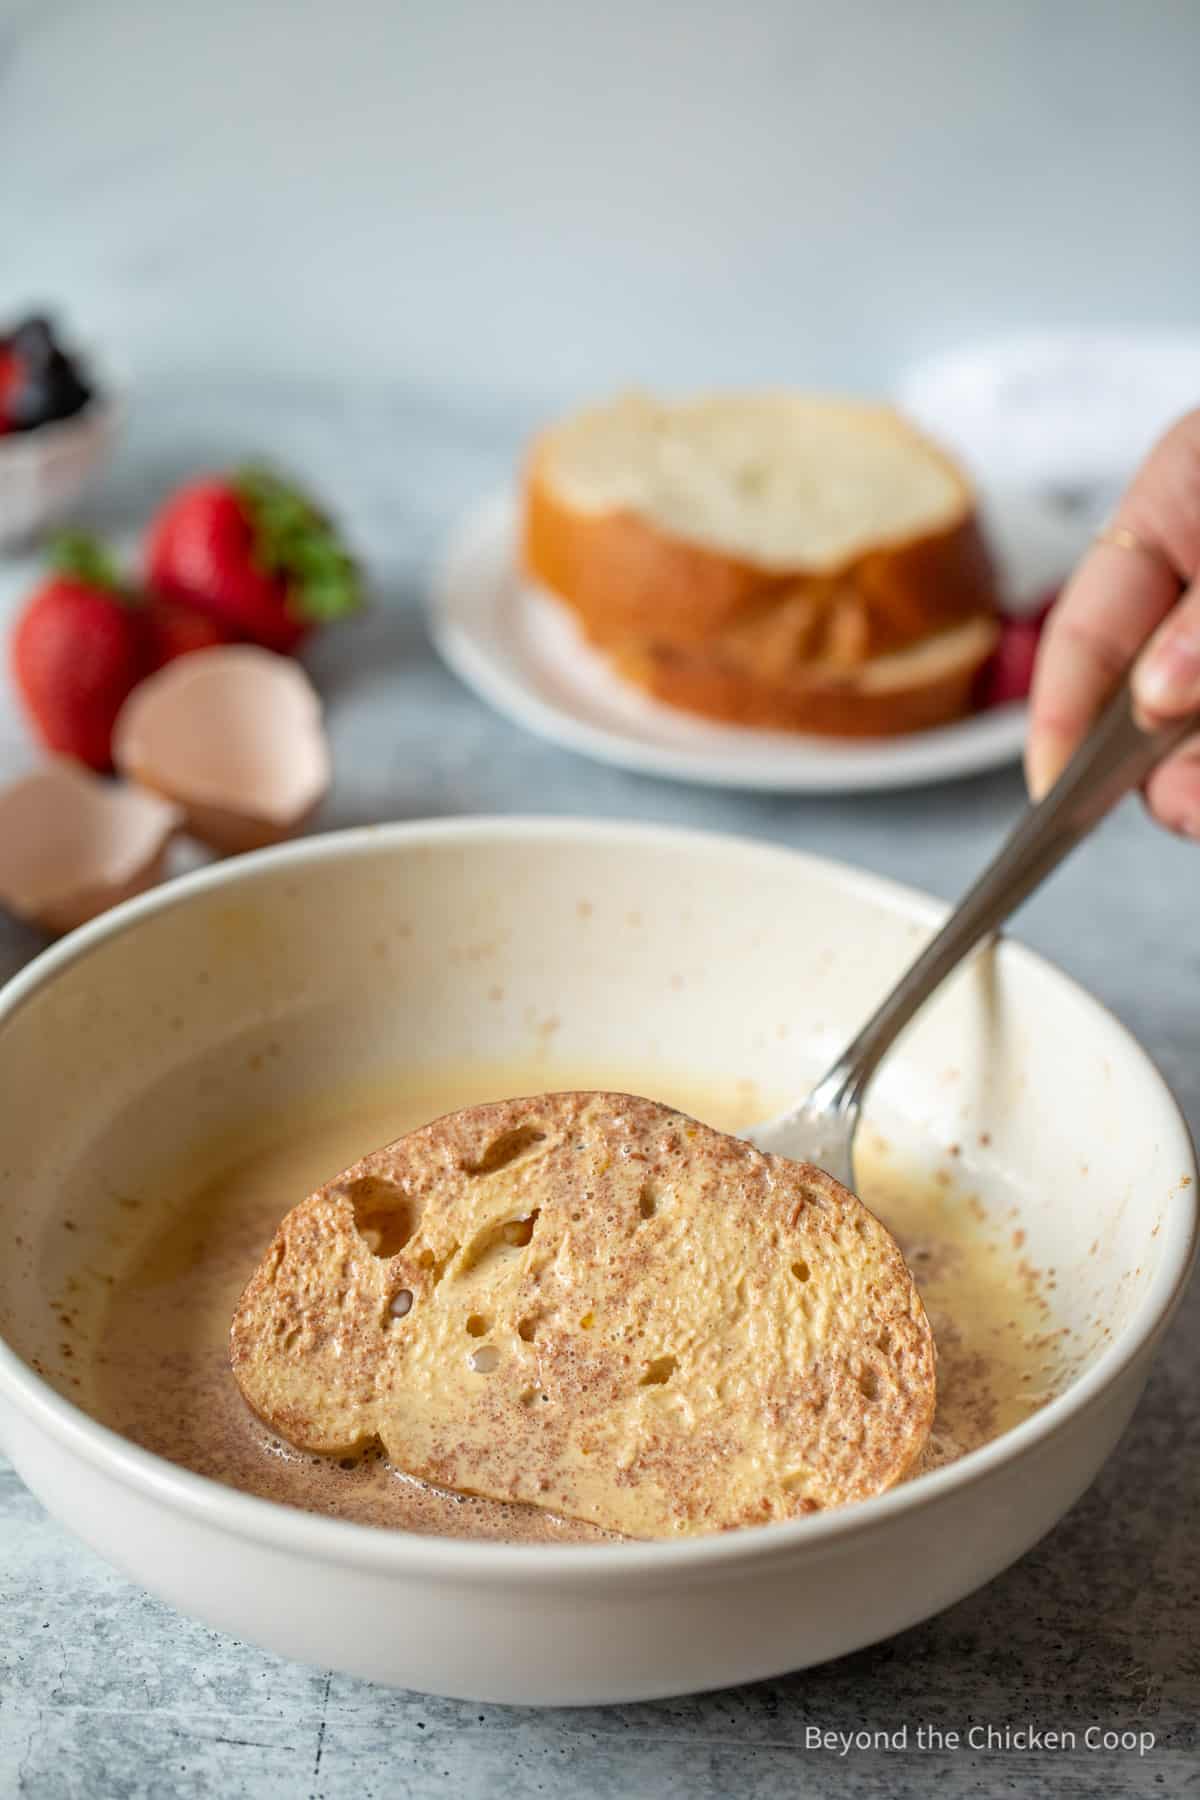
[48,531,124,593]
[234,465,362,625]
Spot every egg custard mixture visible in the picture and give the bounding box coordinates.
[94,1065,1062,1543]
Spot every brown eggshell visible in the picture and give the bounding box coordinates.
[112,646,331,854]
[0,759,182,935]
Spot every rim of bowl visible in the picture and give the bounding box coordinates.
[0,816,1195,1585]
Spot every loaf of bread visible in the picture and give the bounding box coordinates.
[231,1092,936,1538]
[522,391,998,736]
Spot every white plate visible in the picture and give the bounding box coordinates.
[428,489,1089,793]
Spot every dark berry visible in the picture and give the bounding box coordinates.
[1,313,93,430]
[5,350,91,430]
[10,315,57,367]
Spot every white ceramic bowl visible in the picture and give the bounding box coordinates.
[0,819,1194,1705]
[0,394,122,548]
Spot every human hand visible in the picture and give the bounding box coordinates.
[1025,408,1200,836]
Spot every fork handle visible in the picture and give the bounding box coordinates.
[807,677,1200,1119]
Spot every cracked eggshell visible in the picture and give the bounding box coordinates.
[0,759,182,935]
[112,646,331,855]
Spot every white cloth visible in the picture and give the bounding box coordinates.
[895,333,1200,515]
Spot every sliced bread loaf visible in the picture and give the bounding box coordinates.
[522,391,997,734]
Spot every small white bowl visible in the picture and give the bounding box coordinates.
[0,819,1193,1704]
[0,392,122,549]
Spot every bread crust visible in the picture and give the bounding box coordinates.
[618,618,998,738]
[523,446,996,660]
[520,398,1000,737]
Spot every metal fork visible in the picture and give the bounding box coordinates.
[745,676,1200,1187]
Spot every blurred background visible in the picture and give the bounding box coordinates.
[3,0,1198,405]
[2,0,1199,981]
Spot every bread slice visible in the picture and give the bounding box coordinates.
[230,1093,936,1538]
[619,615,998,738]
[523,391,996,652]
[521,391,998,735]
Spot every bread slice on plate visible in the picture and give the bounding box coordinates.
[522,391,998,737]
[231,1092,936,1538]
[619,615,998,738]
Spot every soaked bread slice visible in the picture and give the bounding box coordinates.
[230,1093,936,1538]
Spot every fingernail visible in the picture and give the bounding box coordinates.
[1137,631,1200,713]
[1025,742,1060,802]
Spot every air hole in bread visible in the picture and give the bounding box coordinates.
[517,1316,537,1343]
[502,1213,538,1248]
[460,1210,540,1277]
[417,1241,458,1286]
[638,1182,658,1220]
[791,1259,811,1283]
[388,1289,413,1321]
[470,1345,500,1373]
[640,1354,677,1386]
[460,1125,546,1177]
[344,1177,418,1258]
[858,1368,880,1401]
[466,1313,490,1337]
[579,1312,595,1331]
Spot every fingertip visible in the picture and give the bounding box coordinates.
[1024,733,1064,803]
[1131,647,1173,717]
[1131,592,1200,721]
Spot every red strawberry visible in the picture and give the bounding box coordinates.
[976,589,1059,709]
[143,594,236,669]
[9,535,147,770]
[0,345,18,434]
[145,466,360,653]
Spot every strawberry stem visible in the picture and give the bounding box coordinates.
[234,465,361,625]
[49,531,124,592]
